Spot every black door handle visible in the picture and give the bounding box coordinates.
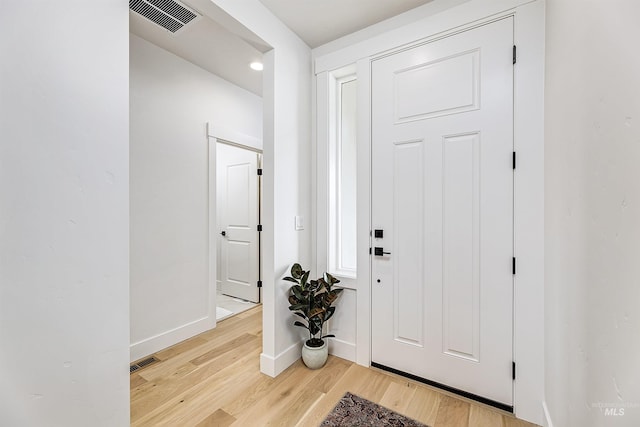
[374,247,391,256]
[221,231,226,236]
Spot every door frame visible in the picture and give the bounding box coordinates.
[313,0,544,424]
[207,124,263,329]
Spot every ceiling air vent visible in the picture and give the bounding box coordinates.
[129,0,200,33]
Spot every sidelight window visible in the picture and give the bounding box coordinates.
[328,75,357,278]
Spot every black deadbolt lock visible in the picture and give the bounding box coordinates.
[374,229,384,238]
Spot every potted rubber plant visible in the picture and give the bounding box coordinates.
[284,263,343,369]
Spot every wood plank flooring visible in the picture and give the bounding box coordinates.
[131,306,539,427]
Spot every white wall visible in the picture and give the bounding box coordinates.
[208,0,312,376]
[545,1,640,426]
[0,2,129,426]
[130,34,262,360]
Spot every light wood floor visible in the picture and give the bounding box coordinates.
[131,306,538,427]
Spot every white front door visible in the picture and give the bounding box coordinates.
[371,18,514,406]
[217,143,260,303]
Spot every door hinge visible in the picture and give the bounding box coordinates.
[512,257,516,275]
[257,280,262,288]
[257,168,263,176]
[513,45,517,64]
[257,224,262,232]
[512,361,516,380]
[513,151,516,169]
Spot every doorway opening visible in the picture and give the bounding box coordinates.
[129,0,269,364]
[215,140,262,321]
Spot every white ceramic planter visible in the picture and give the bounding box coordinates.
[301,340,328,369]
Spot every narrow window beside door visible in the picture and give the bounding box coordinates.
[329,76,357,278]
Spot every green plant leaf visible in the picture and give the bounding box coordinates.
[289,303,307,311]
[321,334,335,339]
[309,279,321,293]
[309,322,320,335]
[300,270,310,287]
[324,306,336,322]
[308,307,326,318]
[291,263,303,279]
[329,288,342,300]
[294,321,309,329]
[324,292,337,305]
[290,285,304,300]
[283,276,299,283]
[325,273,339,285]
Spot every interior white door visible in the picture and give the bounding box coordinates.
[217,143,260,303]
[371,18,514,406]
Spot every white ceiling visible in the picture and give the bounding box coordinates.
[129,2,265,96]
[130,0,435,96]
[258,0,434,48]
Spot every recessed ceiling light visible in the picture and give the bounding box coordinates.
[250,62,264,71]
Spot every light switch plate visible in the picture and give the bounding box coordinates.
[295,215,304,231]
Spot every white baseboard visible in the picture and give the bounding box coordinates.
[542,401,554,427]
[260,342,301,377]
[129,316,210,362]
[329,338,356,362]
[260,338,355,377]
[260,353,277,377]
